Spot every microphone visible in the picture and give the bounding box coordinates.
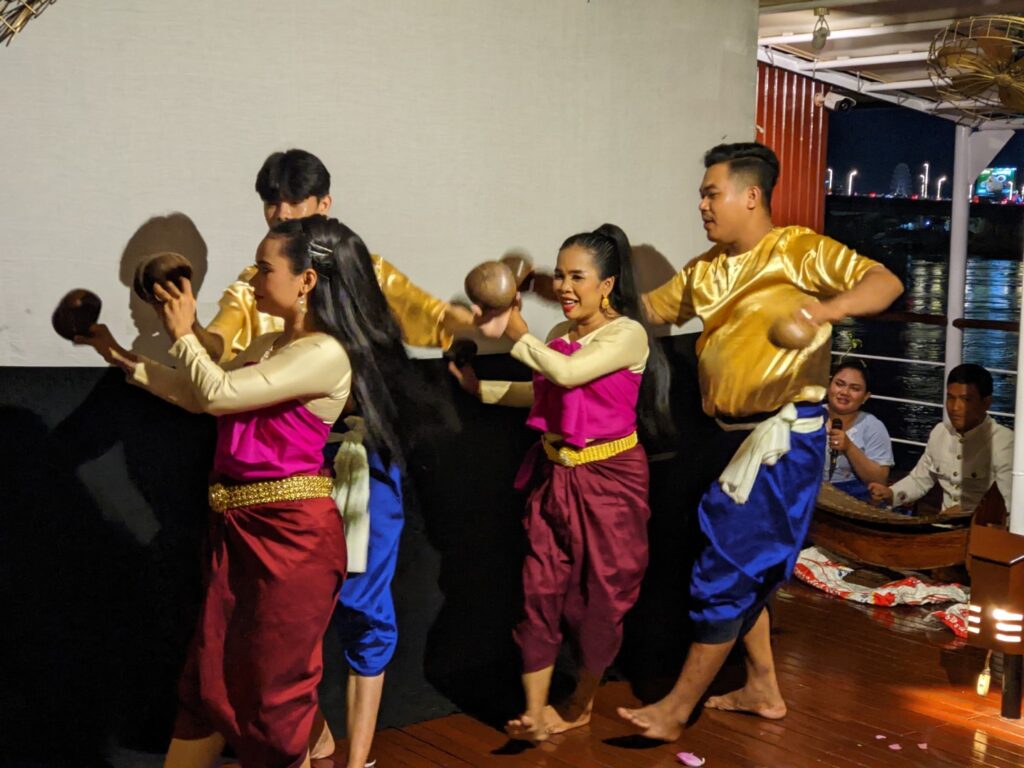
[828,417,843,480]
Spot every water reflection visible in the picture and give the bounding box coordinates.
[834,256,1021,470]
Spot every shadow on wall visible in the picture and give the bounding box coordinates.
[414,356,539,727]
[0,373,215,767]
[0,213,217,766]
[632,243,680,294]
[0,405,136,767]
[618,334,718,702]
[117,213,209,364]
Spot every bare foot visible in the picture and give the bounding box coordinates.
[704,686,787,720]
[616,703,684,742]
[543,703,591,735]
[505,712,549,743]
[308,712,335,760]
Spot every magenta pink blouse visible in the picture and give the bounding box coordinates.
[213,400,331,481]
[524,337,642,448]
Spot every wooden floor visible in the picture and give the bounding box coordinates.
[317,582,1024,768]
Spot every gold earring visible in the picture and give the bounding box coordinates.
[601,295,610,311]
[298,295,307,312]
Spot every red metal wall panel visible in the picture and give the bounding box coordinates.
[755,62,829,232]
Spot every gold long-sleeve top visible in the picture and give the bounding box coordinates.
[644,226,880,418]
[206,255,453,360]
[130,331,351,424]
[479,317,648,408]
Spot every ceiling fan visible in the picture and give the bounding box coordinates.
[1,0,56,47]
[928,15,1024,120]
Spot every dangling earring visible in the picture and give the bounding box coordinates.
[297,295,307,314]
[600,295,610,311]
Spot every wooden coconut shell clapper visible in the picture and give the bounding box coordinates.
[464,254,533,312]
[768,307,817,350]
[449,255,534,369]
[53,252,192,342]
[52,289,102,340]
[132,251,193,304]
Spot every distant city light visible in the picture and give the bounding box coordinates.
[822,161,1024,203]
[975,167,1016,202]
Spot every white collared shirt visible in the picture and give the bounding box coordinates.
[890,416,1014,512]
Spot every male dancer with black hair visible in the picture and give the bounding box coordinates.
[617,142,903,741]
[195,148,472,361]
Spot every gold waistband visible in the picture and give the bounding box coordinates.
[542,432,638,468]
[208,475,335,514]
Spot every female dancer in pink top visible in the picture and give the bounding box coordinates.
[451,223,672,743]
[81,215,415,768]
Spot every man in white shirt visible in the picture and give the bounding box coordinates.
[869,364,1013,513]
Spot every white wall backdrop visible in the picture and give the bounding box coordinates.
[0,0,757,366]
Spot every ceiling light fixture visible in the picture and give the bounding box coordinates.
[811,7,831,51]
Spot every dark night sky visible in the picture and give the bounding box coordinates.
[827,106,1024,196]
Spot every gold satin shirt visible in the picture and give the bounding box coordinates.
[645,226,880,418]
[206,255,453,360]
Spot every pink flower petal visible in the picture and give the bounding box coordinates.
[889,743,902,751]
[875,734,887,740]
[917,743,928,750]
[676,752,706,767]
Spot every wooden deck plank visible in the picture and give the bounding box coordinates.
[317,582,1024,767]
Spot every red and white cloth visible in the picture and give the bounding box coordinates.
[794,546,968,606]
[795,548,972,637]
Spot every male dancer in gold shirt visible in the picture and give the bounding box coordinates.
[617,143,903,741]
[194,149,472,360]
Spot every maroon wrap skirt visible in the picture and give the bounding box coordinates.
[173,496,346,768]
[514,442,650,674]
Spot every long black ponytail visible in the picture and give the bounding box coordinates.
[559,223,674,442]
[271,215,412,468]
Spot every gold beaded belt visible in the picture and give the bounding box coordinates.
[208,475,335,514]
[542,432,638,468]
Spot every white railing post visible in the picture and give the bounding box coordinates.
[944,124,971,381]
[1012,323,1024,534]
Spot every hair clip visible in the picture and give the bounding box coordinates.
[307,241,333,259]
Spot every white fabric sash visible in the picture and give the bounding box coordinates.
[716,403,823,504]
[327,416,371,573]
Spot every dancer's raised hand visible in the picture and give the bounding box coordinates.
[153,277,197,341]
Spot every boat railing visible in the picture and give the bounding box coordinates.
[833,311,1018,448]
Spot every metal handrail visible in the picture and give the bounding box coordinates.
[953,318,1020,333]
[829,344,1017,451]
[891,437,928,448]
[834,350,944,368]
[870,394,943,409]
[874,310,946,326]
[832,350,1017,377]
[865,310,1020,334]
[870,393,1015,420]
[830,309,1021,448]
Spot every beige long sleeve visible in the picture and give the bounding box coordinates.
[479,380,535,407]
[510,318,648,389]
[130,332,351,419]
